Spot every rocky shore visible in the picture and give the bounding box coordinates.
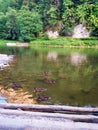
[0,54,14,70]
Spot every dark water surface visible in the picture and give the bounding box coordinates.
[0,47,98,107]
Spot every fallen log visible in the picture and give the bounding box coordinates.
[0,108,98,124]
[0,103,98,115]
[0,109,98,129]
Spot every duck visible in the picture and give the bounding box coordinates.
[34,87,47,93]
[44,79,55,84]
[12,82,22,89]
[36,95,51,101]
[43,72,51,77]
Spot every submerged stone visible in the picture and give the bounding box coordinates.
[0,54,14,70]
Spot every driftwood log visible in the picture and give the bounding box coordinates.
[0,103,98,115]
[0,104,98,124]
[0,109,98,129]
[0,103,98,123]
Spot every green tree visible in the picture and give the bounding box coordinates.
[10,0,24,10]
[0,0,11,12]
[0,0,23,12]
[47,6,60,28]
[76,1,98,29]
[18,6,43,41]
[62,0,77,27]
[37,0,50,28]
[76,3,87,25]
[88,2,98,28]
[28,0,38,11]
[0,12,7,38]
[61,0,77,35]
[37,0,61,29]
[0,0,97,39]
[89,2,98,36]
[6,8,19,40]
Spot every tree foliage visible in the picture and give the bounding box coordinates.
[0,0,97,41]
[0,12,7,38]
[18,6,43,41]
[6,8,19,40]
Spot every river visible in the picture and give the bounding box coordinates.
[0,47,98,107]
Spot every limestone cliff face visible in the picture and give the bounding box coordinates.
[72,24,91,38]
[46,24,91,39]
[47,30,59,38]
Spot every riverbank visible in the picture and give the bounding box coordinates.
[30,37,98,48]
[0,37,98,48]
[0,85,36,104]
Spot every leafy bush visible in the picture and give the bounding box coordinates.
[90,28,98,37]
[18,7,43,42]
[42,33,49,40]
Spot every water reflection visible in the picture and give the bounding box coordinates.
[47,52,58,61]
[71,53,87,66]
[0,47,98,106]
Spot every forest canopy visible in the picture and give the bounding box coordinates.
[0,0,98,41]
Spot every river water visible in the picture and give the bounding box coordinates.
[0,47,98,107]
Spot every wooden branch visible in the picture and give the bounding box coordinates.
[0,103,98,115]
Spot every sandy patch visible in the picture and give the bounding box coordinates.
[0,85,36,104]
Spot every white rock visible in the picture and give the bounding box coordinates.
[0,54,14,70]
[73,24,91,38]
[47,31,59,38]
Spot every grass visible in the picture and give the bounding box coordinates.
[0,39,18,53]
[0,37,98,48]
[0,39,17,46]
[0,39,6,45]
[0,39,7,49]
[30,37,98,48]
